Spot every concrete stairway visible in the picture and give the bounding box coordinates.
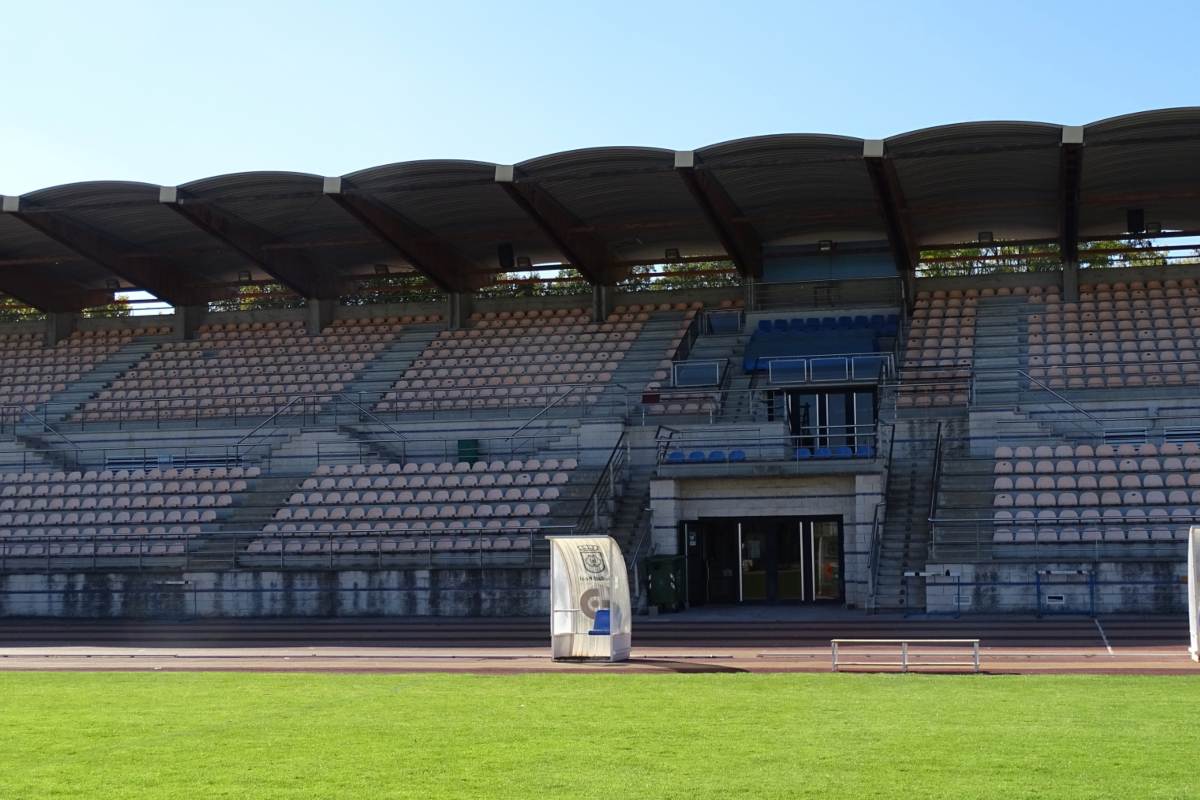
[336,323,445,410]
[0,436,60,472]
[971,296,1036,408]
[608,461,655,552]
[872,418,967,612]
[595,312,689,416]
[23,337,161,430]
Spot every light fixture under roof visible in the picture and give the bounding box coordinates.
[238,270,252,284]
[104,278,120,291]
[516,256,532,269]
[664,248,681,261]
[1146,221,1162,235]
[374,264,389,276]
[817,240,833,253]
[978,231,994,244]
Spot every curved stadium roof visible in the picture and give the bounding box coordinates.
[0,108,1197,311]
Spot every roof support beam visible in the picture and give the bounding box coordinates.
[1059,126,1085,302]
[493,166,609,285]
[0,269,110,313]
[1,195,203,307]
[159,187,337,299]
[863,141,919,275]
[673,151,762,279]
[322,177,474,294]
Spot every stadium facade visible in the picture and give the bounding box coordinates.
[0,108,1197,617]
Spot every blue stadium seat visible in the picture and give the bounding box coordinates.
[687,450,706,463]
[815,447,833,459]
[854,315,870,328]
[833,445,854,458]
[855,445,876,458]
[788,318,805,332]
[707,450,728,463]
[666,451,685,464]
[757,320,772,334]
[794,447,812,460]
[729,449,747,463]
[773,319,789,333]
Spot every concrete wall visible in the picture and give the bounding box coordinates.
[923,560,1186,614]
[0,568,549,618]
[648,473,883,608]
[764,251,898,282]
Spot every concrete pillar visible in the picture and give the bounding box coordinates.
[44,312,77,346]
[170,304,205,341]
[446,292,474,330]
[742,276,756,311]
[592,285,615,323]
[306,298,335,335]
[1062,262,1079,302]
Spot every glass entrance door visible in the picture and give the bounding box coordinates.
[811,520,841,601]
[733,518,843,603]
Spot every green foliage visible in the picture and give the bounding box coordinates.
[339,275,444,307]
[80,295,132,318]
[477,269,590,299]
[918,243,1061,277]
[1,673,1198,799]
[619,260,741,291]
[0,296,44,322]
[209,283,308,312]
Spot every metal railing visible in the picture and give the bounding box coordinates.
[831,639,980,673]
[656,423,881,465]
[927,515,1190,562]
[0,523,568,573]
[763,352,895,385]
[927,421,945,524]
[866,422,897,613]
[1,404,82,456]
[671,359,726,388]
[575,435,629,535]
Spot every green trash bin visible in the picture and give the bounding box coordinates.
[457,439,480,465]
[646,555,686,612]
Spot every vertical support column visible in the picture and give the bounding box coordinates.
[1062,261,1079,302]
[1060,126,1084,303]
[171,304,206,341]
[742,276,756,312]
[44,312,77,346]
[446,292,474,330]
[592,284,614,323]
[306,298,335,335]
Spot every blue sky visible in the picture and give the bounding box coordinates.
[2,0,1198,194]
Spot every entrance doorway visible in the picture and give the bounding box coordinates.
[684,517,843,605]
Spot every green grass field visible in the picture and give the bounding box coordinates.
[1,672,1198,799]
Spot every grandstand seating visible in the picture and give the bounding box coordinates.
[0,465,258,554]
[899,289,980,407]
[743,314,897,372]
[990,442,1197,543]
[0,328,153,411]
[75,318,421,422]
[253,458,579,554]
[1029,279,1200,390]
[376,304,698,413]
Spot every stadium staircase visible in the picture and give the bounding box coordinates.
[872,417,968,612]
[597,311,689,415]
[20,337,162,432]
[969,295,1035,408]
[335,322,445,410]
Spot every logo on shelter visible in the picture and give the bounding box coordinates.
[577,544,607,575]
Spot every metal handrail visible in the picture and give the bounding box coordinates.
[1016,369,1104,429]
[235,396,304,455]
[5,405,81,456]
[927,421,945,524]
[575,434,628,533]
[506,384,583,442]
[335,392,408,443]
[866,422,897,613]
